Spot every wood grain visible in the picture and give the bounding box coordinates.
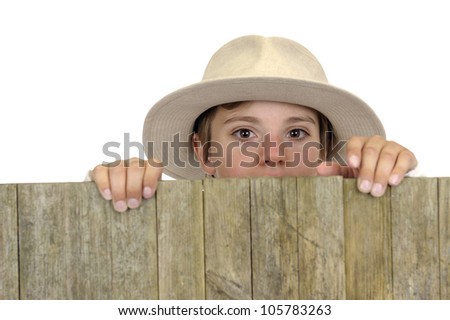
[439,177,450,299]
[18,183,112,299]
[251,177,299,299]
[203,178,252,299]
[344,179,393,299]
[297,176,345,299]
[111,196,158,299]
[391,178,440,299]
[0,184,19,299]
[157,180,205,299]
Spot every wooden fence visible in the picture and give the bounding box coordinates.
[0,177,449,300]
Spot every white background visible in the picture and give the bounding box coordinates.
[1,0,449,183]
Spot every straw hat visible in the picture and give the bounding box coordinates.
[143,35,385,179]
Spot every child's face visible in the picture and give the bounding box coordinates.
[195,101,322,178]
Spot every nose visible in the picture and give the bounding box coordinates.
[260,134,289,166]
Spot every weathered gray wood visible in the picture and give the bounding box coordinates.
[0,177,446,300]
[111,197,158,299]
[203,178,252,299]
[0,184,19,299]
[391,178,440,299]
[297,176,345,299]
[18,183,112,299]
[344,179,393,299]
[251,177,299,299]
[439,177,450,299]
[157,180,204,299]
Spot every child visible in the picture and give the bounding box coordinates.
[91,35,417,213]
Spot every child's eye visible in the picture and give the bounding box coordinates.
[233,129,255,139]
[287,129,307,139]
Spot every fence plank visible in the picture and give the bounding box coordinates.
[297,176,345,299]
[391,178,440,299]
[203,178,252,299]
[111,197,158,299]
[439,177,450,299]
[0,184,19,299]
[157,180,204,299]
[18,183,112,299]
[251,177,299,299]
[344,179,393,299]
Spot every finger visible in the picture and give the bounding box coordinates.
[388,149,418,186]
[345,136,366,169]
[125,158,146,209]
[371,142,404,197]
[142,158,164,199]
[109,161,128,213]
[357,135,385,193]
[92,164,112,200]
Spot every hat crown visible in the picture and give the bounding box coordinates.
[203,35,328,83]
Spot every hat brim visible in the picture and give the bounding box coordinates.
[143,77,385,180]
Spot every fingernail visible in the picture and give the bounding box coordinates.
[114,200,128,213]
[349,155,360,168]
[102,189,112,200]
[359,179,372,193]
[127,198,140,209]
[371,183,384,197]
[389,174,401,186]
[143,187,154,199]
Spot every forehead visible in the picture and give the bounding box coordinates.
[215,100,319,120]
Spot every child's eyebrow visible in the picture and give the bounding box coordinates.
[286,116,317,124]
[223,116,260,125]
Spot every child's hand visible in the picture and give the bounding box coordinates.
[316,135,417,197]
[91,158,163,213]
